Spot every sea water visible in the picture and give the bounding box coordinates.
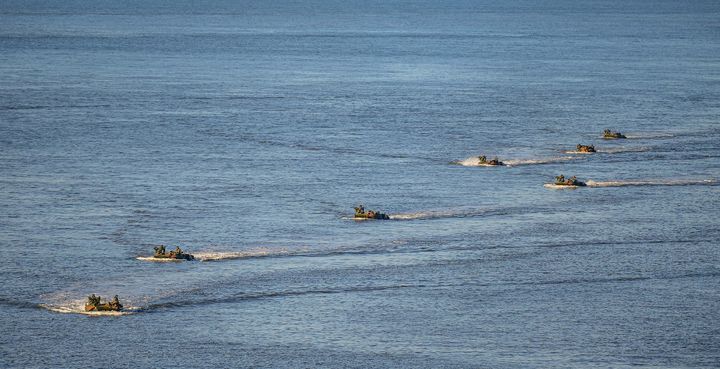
[1,0,719,367]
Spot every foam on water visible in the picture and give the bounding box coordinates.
[586,179,716,187]
[455,156,578,167]
[543,183,582,190]
[623,132,675,139]
[136,247,291,262]
[193,248,291,261]
[136,256,186,262]
[389,206,518,220]
[596,146,652,154]
[545,178,715,189]
[503,157,578,166]
[391,210,471,220]
[598,132,674,140]
[3,2,719,366]
[453,157,504,167]
[562,150,595,155]
[344,207,516,220]
[40,302,140,316]
[562,147,651,154]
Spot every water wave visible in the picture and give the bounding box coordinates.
[0,297,42,310]
[43,269,720,314]
[193,248,291,261]
[508,271,720,288]
[454,156,577,167]
[596,146,652,154]
[624,132,675,139]
[39,238,719,315]
[136,248,292,262]
[586,179,716,187]
[562,150,594,155]
[216,133,436,162]
[391,209,485,220]
[389,206,527,220]
[545,178,716,189]
[145,284,417,312]
[43,285,421,315]
[504,157,578,166]
[76,271,720,313]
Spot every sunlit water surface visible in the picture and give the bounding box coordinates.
[1,1,719,367]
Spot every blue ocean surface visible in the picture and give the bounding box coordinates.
[1,0,719,367]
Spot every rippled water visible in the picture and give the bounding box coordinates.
[1,0,719,367]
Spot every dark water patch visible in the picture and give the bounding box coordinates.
[145,284,417,312]
[0,296,42,311]
[252,137,436,161]
[507,271,720,289]
[621,132,676,140]
[195,129,437,161]
[0,104,112,111]
[344,235,714,263]
[179,94,288,101]
[586,179,716,188]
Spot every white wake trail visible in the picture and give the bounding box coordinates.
[455,156,577,167]
[586,179,716,187]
